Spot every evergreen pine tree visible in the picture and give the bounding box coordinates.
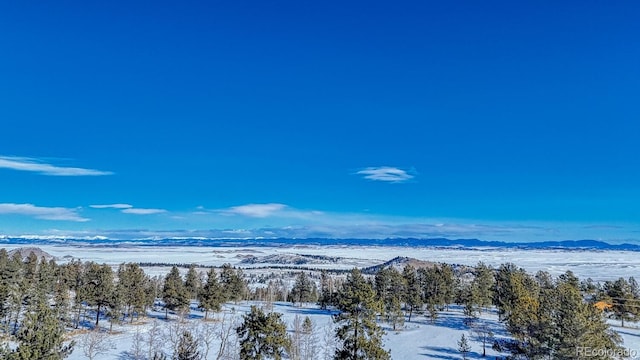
[334,268,390,360]
[198,268,224,320]
[162,266,189,319]
[457,334,471,360]
[220,264,247,303]
[53,280,71,325]
[236,305,290,360]
[374,268,391,304]
[497,269,625,360]
[401,265,421,322]
[184,265,201,301]
[553,272,623,360]
[319,270,336,310]
[108,280,125,332]
[12,293,74,359]
[470,262,494,313]
[83,263,114,326]
[532,272,557,358]
[61,260,84,329]
[7,252,25,334]
[604,277,637,327]
[461,282,479,325]
[144,275,161,313]
[291,272,315,306]
[492,263,525,322]
[37,257,56,295]
[418,264,456,322]
[174,330,201,360]
[0,248,11,321]
[117,263,147,322]
[375,268,405,330]
[503,270,540,357]
[579,300,624,360]
[23,252,39,291]
[438,264,456,311]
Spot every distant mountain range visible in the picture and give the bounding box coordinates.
[1,236,639,251]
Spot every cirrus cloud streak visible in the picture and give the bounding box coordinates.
[121,208,167,215]
[0,156,112,176]
[90,204,133,209]
[90,204,167,215]
[0,203,89,222]
[221,203,288,218]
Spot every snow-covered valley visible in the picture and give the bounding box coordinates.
[2,243,637,281]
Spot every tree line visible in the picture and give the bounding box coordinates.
[1,247,638,359]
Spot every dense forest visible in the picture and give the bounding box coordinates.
[0,248,638,359]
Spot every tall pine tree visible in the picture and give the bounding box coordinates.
[290,272,315,306]
[198,268,224,320]
[236,305,290,360]
[375,268,405,330]
[12,293,74,359]
[117,263,147,322]
[184,265,201,301]
[401,265,421,322]
[220,264,247,304]
[83,263,114,326]
[603,278,638,327]
[162,266,189,319]
[334,268,390,360]
[470,262,494,313]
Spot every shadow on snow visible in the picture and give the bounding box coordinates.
[420,345,484,359]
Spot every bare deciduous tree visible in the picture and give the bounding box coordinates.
[216,311,240,360]
[129,326,145,360]
[194,319,219,360]
[472,322,494,357]
[322,322,337,360]
[80,328,115,360]
[289,314,303,360]
[146,319,164,359]
[300,316,318,360]
[164,316,189,356]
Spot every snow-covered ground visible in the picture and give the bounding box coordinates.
[3,244,638,281]
[64,301,510,360]
[64,301,640,360]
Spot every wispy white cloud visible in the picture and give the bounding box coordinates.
[356,166,415,183]
[0,203,89,222]
[121,208,167,215]
[90,204,133,209]
[0,156,113,176]
[222,203,288,218]
[216,203,324,220]
[90,203,166,215]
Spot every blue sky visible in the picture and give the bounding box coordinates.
[1,1,639,241]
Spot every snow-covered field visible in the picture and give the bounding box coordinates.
[3,244,638,281]
[64,301,640,360]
